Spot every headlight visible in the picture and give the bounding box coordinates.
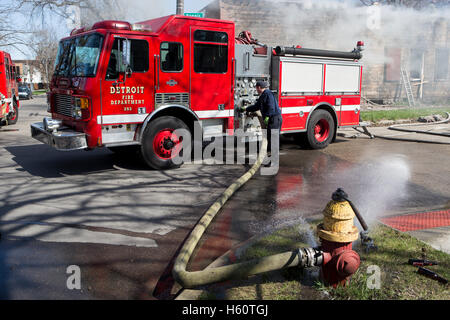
[72,97,90,120]
[72,105,82,119]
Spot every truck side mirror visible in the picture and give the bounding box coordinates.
[121,39,131,70]
[118,38,132,78]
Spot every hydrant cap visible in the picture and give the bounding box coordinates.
[336,250,360,277]
[322,201,355,220]
[317,198,359,243]
[332,188,349,202]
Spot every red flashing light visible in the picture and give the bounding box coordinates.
[70,21,131,36]
[357,41,364,47]
[92,20,131,31]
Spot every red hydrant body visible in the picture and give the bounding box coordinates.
[320,239,360,287]
[317,194,360,287]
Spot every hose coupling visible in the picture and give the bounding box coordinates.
[297,247,324,268]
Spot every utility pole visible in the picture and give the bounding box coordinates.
[176,0,184,15]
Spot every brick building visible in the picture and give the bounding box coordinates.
[201,0,450,104]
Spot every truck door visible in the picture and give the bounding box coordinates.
[100,35,154,144]
[153,40,190,110]
[189,28,234,118]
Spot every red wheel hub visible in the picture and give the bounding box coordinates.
[314,119,330,142]
[153,129,182,160]
[9,107,17,121]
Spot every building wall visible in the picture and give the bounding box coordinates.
[202,0,450,104]
[13,60,44,89]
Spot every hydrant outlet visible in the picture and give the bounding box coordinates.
[336,250,360,277]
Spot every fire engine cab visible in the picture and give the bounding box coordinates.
[31,15,364,170]
[0,51,20,126]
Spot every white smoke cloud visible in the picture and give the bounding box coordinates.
[268,0,450,65]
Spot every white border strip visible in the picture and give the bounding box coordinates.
[281,106,313,114]
[341,105,360,111]
[195,110,233,119]
[99,114,149,124]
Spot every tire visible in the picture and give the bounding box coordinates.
[304,109,335,149]
[141,116,189,170]
[7,100,18,125]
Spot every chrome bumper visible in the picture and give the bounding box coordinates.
[30,118,88,151]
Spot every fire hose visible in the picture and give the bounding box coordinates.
[354,112,450,144]
[387,112,450,137]
[172,118,324,289]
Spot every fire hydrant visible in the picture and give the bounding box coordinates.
[317,189,360,287]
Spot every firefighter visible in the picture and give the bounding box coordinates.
[242,81,282,156]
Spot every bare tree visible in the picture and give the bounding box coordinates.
[0,3,30,49]
[29,29,59,88]
[15,0,130,26]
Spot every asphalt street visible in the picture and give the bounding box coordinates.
[0,96,449,299]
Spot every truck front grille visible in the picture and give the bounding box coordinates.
[155,93,189,108]
[54,94,73,117]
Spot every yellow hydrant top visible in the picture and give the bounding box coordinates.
[317,199,359,243]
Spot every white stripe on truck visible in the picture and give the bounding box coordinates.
[99,114,148,124]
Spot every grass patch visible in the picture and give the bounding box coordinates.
[198,222,449,300]
[32,89,47,95]
[361,107,450,123]
[324,225,450,300]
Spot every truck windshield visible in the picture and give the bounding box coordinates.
[54,33,103,77]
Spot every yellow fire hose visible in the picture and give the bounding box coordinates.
[172,116,322,288]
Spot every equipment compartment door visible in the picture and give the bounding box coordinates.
[189,27,234,119]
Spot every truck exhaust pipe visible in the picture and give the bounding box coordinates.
[275,46,362,60]
[176,0,184,15]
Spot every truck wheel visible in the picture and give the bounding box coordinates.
[141,116,189,170]
[8,100,19,125]
[304,110,335,149]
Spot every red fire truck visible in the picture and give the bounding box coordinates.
[31,15,364,169]
[0,51,20,126]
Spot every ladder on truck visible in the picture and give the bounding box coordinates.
[400,63,416,107]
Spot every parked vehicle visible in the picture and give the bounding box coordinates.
[0,51,20,126]
[18,84,33,100]
[31,15,364,169]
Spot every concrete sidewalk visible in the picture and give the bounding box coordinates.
[380,209,450,254]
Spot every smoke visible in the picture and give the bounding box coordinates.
[76,0,171,25]
[227,0,449,77]
[269,0,450,65]
[335,154,411,226]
